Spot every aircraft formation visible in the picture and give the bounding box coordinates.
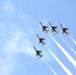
[33,21,70,58]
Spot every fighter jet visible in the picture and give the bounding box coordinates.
[59,23,70,35]
[33,46,43,58]
[39,21,49,34]
[36,33,46,46]
[48,22,59,34]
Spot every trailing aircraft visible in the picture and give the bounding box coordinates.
[36,33,46,46]
[48,22,59,34]
[59,23,70,35]
[33,46,43,58]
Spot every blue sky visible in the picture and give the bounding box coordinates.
[0,0,76,75]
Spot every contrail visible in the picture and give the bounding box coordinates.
[42,57,58,75]
[69,35,76,45]
[45,45,73,75]
[58,34,76,55]
[49,33,76,68]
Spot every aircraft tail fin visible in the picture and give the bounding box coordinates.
[39,54,43,58]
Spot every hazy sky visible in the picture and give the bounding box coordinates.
[0,0,76,75]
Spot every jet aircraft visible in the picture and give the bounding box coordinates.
[36,33,46,46]
[33,46,43,58]
[39,21,49,34]
[59,23,70,35]
[48,22,59,34]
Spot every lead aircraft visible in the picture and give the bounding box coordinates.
[39,21,49,34]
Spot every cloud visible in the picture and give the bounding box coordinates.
[0,30,35,75]
[2,30,35,56]
[0,61,10,75]
[0,54,21,75]
[0,1,14,14]
[0,1,53,75]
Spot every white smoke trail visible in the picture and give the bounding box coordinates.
[69,35,76,45]
[58,34,76,55]
[49,33,76,68]
[45,45,73,75]
[42,57,58,75]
